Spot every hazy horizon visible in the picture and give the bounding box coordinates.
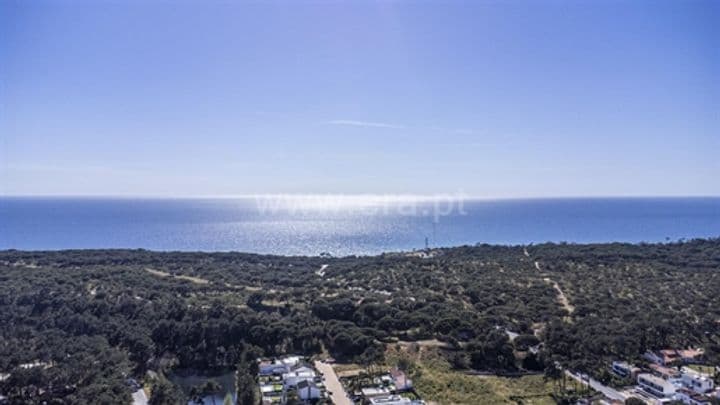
[3,193,720,200]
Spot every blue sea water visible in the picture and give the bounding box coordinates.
[0,197,718,256]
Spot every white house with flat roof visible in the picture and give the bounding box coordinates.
[282,365,316,389]
[296,380,322,401]
[611,361,640,379]
[369,395,413,405]
[675,388,713,405]
[638,373,677,398]
[362,387,392,398]
[680,367,714,394]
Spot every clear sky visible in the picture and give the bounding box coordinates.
[1,0,718,197]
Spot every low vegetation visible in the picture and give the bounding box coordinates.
[384,343,557,404]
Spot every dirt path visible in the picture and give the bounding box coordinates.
[534,262,574,315]
[144,268,209,284]
[314,360,352,405]
[397,339,451,349]
[316,264,329,277]
[551,281,574,314]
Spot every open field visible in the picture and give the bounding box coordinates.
[383,344,556,404]
[145,267,210,284]
[687,364,716,375]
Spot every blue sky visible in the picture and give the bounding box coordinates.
[1,0,718,197]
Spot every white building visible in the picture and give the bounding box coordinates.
[296,380,322,401]
[282,366,316,389]
[369,395,414,405]
[362,387,392,398]
[257,355,326,404]
[680,367,714,394]
[280,356,302,367]
[638,373,677,398]
[611,361,639,378]
[675,388,713,405]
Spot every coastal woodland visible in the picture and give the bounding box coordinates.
[1,239,719,404]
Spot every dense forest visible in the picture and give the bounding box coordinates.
[1,239,719,404]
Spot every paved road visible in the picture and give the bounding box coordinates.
[565,370,626,402]
[131,389,148,405]
[314,360,352,405]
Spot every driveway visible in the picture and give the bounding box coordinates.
[131,389,148,405]
[565,370,626,401]
[314,360,352,405]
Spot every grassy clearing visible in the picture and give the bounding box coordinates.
[414,369,554,404]
[384,345,555,404]
[144,267,210,284]
[687,364,716,375]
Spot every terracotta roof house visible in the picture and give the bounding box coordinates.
[644,348,705,366]
[649,363,681,379]
[390,369,413,392]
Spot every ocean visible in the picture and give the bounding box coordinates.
[1,196,718,256]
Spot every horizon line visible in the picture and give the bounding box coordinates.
[1,193,719,200]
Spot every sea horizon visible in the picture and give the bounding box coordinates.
[2,193,720,200]
[2,196,718,256]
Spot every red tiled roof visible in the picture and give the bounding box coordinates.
[649,363,680,378]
